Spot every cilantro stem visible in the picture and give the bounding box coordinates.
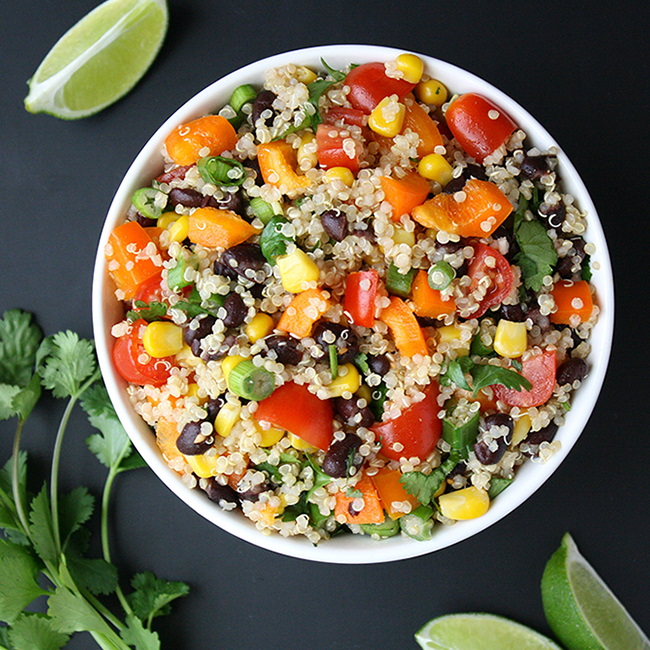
[11,418,30,535]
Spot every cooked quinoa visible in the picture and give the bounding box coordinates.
[105,53,598,544]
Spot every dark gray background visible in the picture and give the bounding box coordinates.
[1,1,648,648]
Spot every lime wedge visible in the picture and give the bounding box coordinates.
[542,533,650,650]
[24,0,168,119]
[415,613,562,650]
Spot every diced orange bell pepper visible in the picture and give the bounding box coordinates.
[257,140,312,197]
[334,475,385,525]
[402,96,444,157]
[550,280,594,324]
[412,179,513,237]
[411,270,456,318]
[380,172,430,222]
[276,288,331,338]
[106,221,163,300]
[155,418,184,464]
[188,207,259,249]
[371,467,419,520]
[379,296,428,357]
[164,115,238,165]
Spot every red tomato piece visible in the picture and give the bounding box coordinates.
[467,243,514,318]
[372,382,442,461]
[493,349,557,408]
[254,381,334,451]
[112,320,175,387]
[316,124,362,173]
[446,93,518,163]
[133,271,165,305]
[343,270,380,328]
[345,62,416,113]
[323,107,367,127]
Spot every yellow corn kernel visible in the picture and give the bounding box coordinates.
[493,320,528,359]
[323,166,355,187]
[245,313,275,342]
[328,363,361,398]
[511,414,532,446]
[221,355,246,382]
[258,501,284,526]
[415,78,448,107]
[434,481,447,498]
[288,433,316,452]
[276,248,320,293]
[175,344,202,368]
[158,211,179,230]
[437,325,462,343]
[214,401,241,437]
[185,382,201,401]
[297,132,318,171]
[185,453,219,478]
[418,153,454,185]
[368,96,406,138]
[395,53,424,84]
[255,423,285,447]
[391,225,416,247]
[168,214,190,243]
[294,65,317,84]
[355,383,372,404]
[438,486,490,520]
[142,321,184,358]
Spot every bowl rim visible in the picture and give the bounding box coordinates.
[92,43,614,564]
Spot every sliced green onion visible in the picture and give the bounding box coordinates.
[249,197,277,224]
[227,359,276,401]
[427,261,456,290]
[132,187,167,220]
[487,477,513,499]
[166,255,196,291]
[399,505,434,541]
[442,410,480,455]
[230,84,257,113]
[360,514,400,538]
[197,156,246,186]
[328,344,339,380]
[386,263,416,298]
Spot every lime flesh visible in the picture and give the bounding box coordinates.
[541,533,650,650]
[415,613,562,650]
[25,0,168,119]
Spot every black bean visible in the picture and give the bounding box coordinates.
[474,413,514,465]
[222,293,247,328]
[367,354,390,376]
[313,321,359,364]
[442,175,466,194]
[322,434,362,478]
[213,259,239,280]
[492,225,519,262]
[538,200,566,230]
[243,158,264,186]
[184,315,217,356]
[556,237,587,279]
[205,395,226,423]
[416,315,440,328]
[447,461,466,478]
[435,240,464,256]
[524,423,558,448]
[135,212,157,228]
[264,334,302,365]
[321,209,348,241]
[202,333,238,361]
[526,306,552,333]
[168,187,204,208]
[519,154,554,181]
[176,421,212,455]
[203,479,240,508]
[333,397,375,428]
[237,480,270,502]
[500,303,527,322]
[251,90,276,126]
[219,243,266,282]
[351,225,376,242]
[465,163,488,181]
[556,357,588,387]
[211,190,246,217]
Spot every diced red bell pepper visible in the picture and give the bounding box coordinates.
[316,124,362,173]
[343,270,380,328]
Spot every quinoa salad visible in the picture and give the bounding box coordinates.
[105,52,599,544]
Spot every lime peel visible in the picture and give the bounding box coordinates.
[25,0,168,119]
[541,532,650,650]
[415,612,562,650]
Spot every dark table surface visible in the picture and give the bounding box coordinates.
[2,2,649,648]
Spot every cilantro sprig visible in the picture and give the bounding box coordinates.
[440,356,532,395]
[0,309,188,649]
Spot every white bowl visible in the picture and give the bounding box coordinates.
[92,44,614,564]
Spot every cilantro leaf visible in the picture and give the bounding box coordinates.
[47,586,115,637]
[59,487,94,549]
[487,477,513,499]
[470,364,532,395]
[307,59,347,127]
[581,255,593,281]
[66,556,118,596]
[126,301,168,323]
[401,452,461,505]
[0,309,43,387]
[11,374,42,422]
[441,358,473,391]
[515,218,558,292]
[127,571,190,622]
[255,462,282,483]
[7,612,70,650]
[0,539,47,625]
[304,454,332,500]
[37,332,96,399]
[28,487,58,564]
[121,614,161,650]
[0,383,21,421]
[0,453,26,532]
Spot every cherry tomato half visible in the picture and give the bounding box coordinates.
[446,93,517,163]
[372,382,441,461]
[323,107,367,128]
[345,62,416,113]
[133,271,165,304]
[493,349,557,408]
[467,243,514,318]
[112,320,175,387]
[316,124,363,173]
